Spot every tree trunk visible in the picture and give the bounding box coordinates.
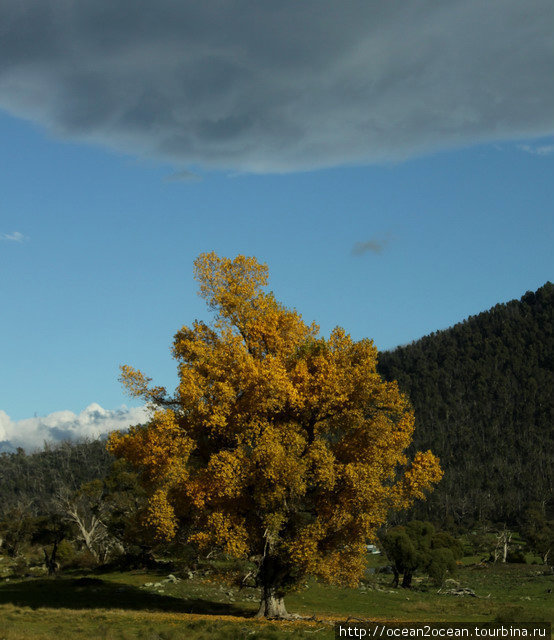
[402,571,412,588]
[255,553,292,619]
[43,543,60,575]
[495,529,511,563]
[255,586,290,619]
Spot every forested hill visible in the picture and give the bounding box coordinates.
[378,282,554,527]
[0,439,113,516]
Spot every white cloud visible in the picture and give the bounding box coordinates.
[0,403,149,452]
[1,231,27,242]
[518,143,554,156]
[0,2,553,173]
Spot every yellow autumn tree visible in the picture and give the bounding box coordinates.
[108,252,442,619]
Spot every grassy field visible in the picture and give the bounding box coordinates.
[0,557,552,639]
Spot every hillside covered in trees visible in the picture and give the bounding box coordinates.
[378,282,554,527]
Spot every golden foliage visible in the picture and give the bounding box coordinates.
[108,252,442,584]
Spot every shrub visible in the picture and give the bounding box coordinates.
[72,549,99,570]
[11,556,29,578]
[506,549,526,564]
[380,521,463,588]
[56,539,78,568]
[426,548,457,586]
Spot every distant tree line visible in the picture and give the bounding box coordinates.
[0,439,113,517]
[0,441,156,574]
[378,282,554,527]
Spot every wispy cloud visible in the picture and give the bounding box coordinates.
[1,231,27,242]
[518,144,554,156]
[0,403,149,452]
[164,170,202,182]
[352,237,389,256]
[0,2,552,173]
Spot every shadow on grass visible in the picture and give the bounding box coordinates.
[0,577,252,617]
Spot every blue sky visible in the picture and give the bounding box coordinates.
[0,1,553,447]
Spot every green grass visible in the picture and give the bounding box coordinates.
[0,560,552,639]
[0,608,323,640]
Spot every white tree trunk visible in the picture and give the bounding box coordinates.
[255,586,290,619]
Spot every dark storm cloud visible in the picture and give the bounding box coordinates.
[1,1,553,172]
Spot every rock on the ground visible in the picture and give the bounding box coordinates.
[441,587,477,597]
[166,574,180,583]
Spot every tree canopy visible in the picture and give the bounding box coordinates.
[380,521,462,588]
[109,252,442,618]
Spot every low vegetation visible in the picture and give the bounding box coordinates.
[0,551,552,639]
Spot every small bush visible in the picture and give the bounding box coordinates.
[426,548,457,586]
[10,556,29,578]
[506,549,526,563]
[56,539,78,568]
[72,549,99,570]
[26,546,46,565]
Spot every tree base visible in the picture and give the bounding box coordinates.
[255,590,292,619]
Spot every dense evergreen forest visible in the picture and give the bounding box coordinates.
[378,282,554,527]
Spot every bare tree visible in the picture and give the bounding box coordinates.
[494,527,512,563]
[55,481,113,562]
